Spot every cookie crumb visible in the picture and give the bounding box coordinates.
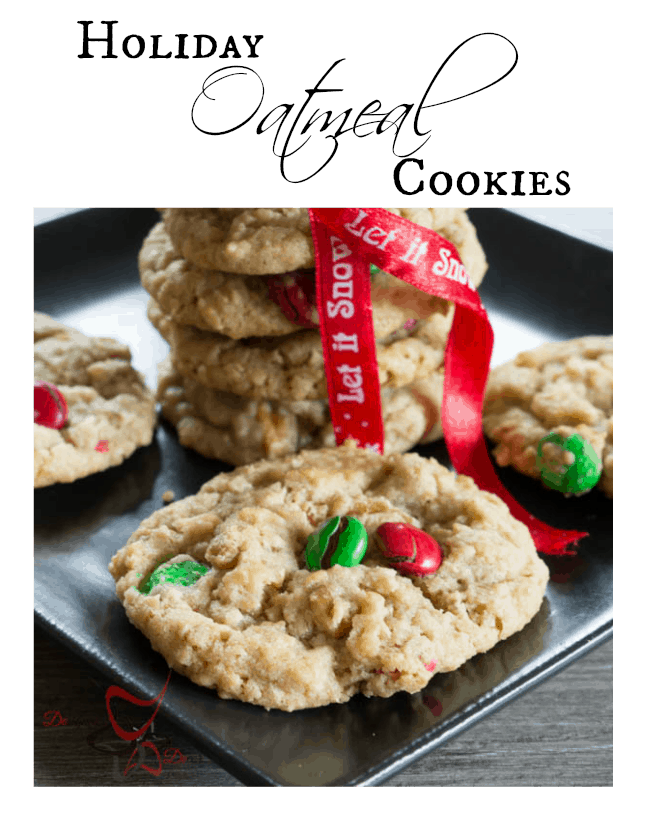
[162,490,175,503]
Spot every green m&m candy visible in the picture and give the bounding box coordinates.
[139,560,209,594]
[305,516,368,570]
[536,432,602,494]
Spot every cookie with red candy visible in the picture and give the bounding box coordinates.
[34,312,157,487]
[140,221,425,340]
[266,270,318,329]
[109,443,548,712]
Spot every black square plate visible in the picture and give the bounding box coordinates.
[34,208,613,786]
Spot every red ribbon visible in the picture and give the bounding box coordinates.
[309,216,385,453]
[308,208,586,555]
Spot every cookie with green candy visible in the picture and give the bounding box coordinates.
[483,336,613,497]
[139,559,209,594]
[305,515,368,570]
[109,445,549,712]
[536,432,602,494]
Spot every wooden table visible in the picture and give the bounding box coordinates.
[34,625,612,786]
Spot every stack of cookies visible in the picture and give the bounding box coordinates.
[140,208,488,465]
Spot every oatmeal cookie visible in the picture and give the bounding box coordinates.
[161,208,487,280]
[34,313,157,487]
[157,356,444,464]
[483,336,613,496]
[139,221,456,340]
[148,298,452,401]
[109,443,548,711]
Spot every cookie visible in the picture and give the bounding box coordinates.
[109,443,549,711]
[139,221,458,340]
[161,208,487,279]
[157,355,444,464]
[34,313,157,487]
[148,298,452,401]
[483,336,613,496]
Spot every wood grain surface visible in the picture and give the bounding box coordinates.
[34,625,612,787]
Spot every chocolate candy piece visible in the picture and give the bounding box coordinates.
[536,432,602,494]
[139,560,209,595]
[305,516,368,570]
[375,522,443,577]
[267,270,318,329]
[34,380,68,429]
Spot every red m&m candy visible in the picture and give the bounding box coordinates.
[266,270,318,329]
[34,381,68,429]
[375,522,443,577]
